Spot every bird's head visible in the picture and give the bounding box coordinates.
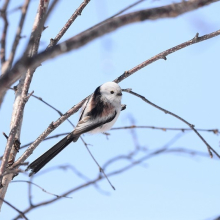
[99,82,122,106]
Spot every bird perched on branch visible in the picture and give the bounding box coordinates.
[26,82,125,176]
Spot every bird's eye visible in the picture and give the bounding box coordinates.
[110,91,114,94]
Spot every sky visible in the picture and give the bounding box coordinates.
[0,0,220,219]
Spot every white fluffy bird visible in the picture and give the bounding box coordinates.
[27,82,124,175]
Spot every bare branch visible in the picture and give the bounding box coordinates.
[85,0,146,34]
[47,0,91,49]
[0,197,28,220]
[0,0,50,210]
[112,125,220,134]
[3,0,31,74]
[0,0,10,68]
[83,143,115,190]
[34,164,110,195]
[11,180,72,198]
[7,125,217,153]
[0,0,218,104]
[122,88,220,158]
[45,0,60,21]
[114,31,220,83]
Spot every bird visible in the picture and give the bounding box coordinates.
[26,82,125,176]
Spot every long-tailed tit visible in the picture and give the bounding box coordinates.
[26,82,125,176]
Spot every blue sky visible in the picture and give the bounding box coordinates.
[0,0,220,219]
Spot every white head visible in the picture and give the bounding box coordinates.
[99,82,122,106]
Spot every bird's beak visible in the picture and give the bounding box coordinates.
[117,92,122,96]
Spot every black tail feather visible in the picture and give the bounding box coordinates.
[26,134,79,176]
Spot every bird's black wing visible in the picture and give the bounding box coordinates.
[73,110,117,136]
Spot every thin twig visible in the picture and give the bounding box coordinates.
[112,125,220,134]
[114,31,220,83]
[31,93,76,129]
[69,0,146,40]
[19,133,69,149]
[122,88,220,158]
[39,164,110,195]
[14,125,219,151]
[0,0,10,68]
[4,0,31,74]
[83,144,115,190]
[11,180,72,198]
[0,197,28,220]
[45,0,60,21]
[47,0,91,50]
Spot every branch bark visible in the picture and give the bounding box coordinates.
[0,0,50,210]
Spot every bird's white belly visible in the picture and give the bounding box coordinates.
[89,110,120,134]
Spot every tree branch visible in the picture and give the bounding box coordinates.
[122,88,220,158]
[47,0,91,49]
[45,0,60,21]
[2,0,31,74]
[0,0,50,210]
[112,125,220,134]
[114,31,220,83]
[11,180,72,198]
[0,0,10,69]
[0,197,28,220]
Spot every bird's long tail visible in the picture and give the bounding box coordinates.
[26,134,79,176]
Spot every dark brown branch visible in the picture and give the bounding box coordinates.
[0,0,218,104]
[122,88,220,158]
